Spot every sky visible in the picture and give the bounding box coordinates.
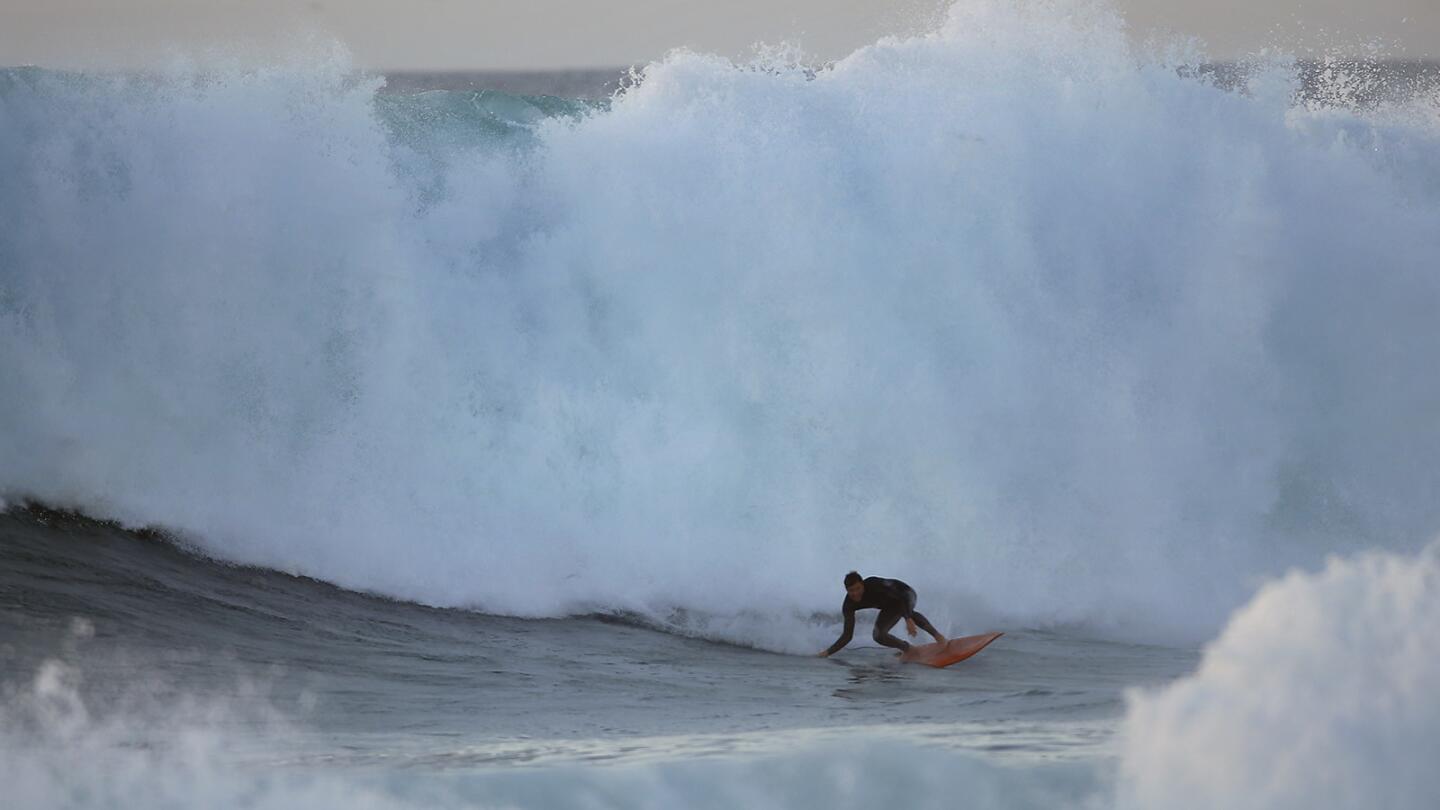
[1,0,1436,70]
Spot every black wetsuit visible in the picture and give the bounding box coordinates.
[824,576,941,655]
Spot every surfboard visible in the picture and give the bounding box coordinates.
[900,631,1003,668]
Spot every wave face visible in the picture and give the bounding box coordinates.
[3,0,1440,643]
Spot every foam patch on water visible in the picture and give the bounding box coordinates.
[1118,541,1440,809]
[0,656,1094,810]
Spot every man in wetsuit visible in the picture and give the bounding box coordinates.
[818,571,946,657]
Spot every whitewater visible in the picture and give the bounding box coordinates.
[2,0,1439,806]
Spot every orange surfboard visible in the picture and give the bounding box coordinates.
[900,632,1004,668]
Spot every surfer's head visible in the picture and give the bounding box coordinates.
[844,571,864,601]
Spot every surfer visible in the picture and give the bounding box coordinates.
[818,571,946,656]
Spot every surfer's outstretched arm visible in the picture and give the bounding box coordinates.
[819,608,856,657]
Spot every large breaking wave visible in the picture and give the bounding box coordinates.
[3,0,1440,644]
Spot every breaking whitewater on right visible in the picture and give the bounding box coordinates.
[3,0,1439,807]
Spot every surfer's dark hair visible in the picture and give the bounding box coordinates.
[844,571,862,587]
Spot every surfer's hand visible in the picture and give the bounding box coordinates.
[905,618,918,637]
[817,650,830,658]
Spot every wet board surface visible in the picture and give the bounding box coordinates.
[900,632,1004,668]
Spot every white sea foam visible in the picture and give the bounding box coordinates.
[0,656,1093,810]
[1118,541,1440,809]
[2,0,1440,643]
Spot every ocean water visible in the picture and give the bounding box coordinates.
[3,0,1440,806]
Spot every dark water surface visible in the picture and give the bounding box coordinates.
[1,505,1196,769]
